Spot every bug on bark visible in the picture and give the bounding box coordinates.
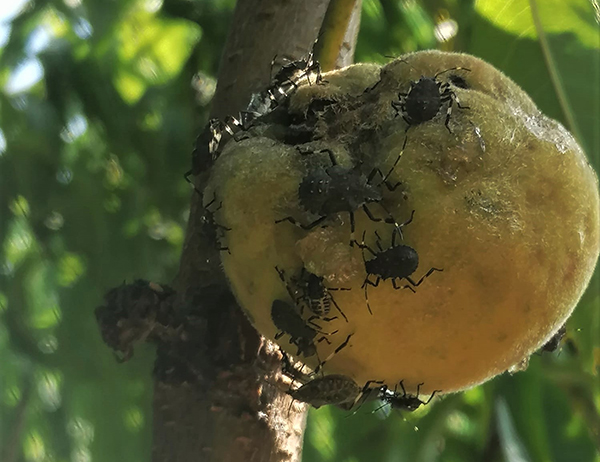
[351,211,443,314]
[289,375,386,410]
[288,374,360,408]
[185,113,256,186]
[391,63,471,133]
[247,49,322,118]
[201,194,231,254]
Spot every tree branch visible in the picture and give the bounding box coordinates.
[315,0,362,70]
[159,1,333,462]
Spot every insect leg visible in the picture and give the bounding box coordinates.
[328,292,349,323]
[275,215,328,230]
[405,267,444,287]
[361,204,383,223]
[314,334,353,374]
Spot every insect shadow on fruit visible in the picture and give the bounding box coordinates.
[351,211,443,314]
[377,381,441,412]
[391,61,471,133]
[276,266,350,323]
[276,147,405,243]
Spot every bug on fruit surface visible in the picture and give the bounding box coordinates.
[276,147,405,243]
[391,63,471,133]
[351,211,443,314]
[378,381,441,412]
[276,266,350,323]
[270,299,337,358]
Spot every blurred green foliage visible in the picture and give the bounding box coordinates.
[0,0,598,461]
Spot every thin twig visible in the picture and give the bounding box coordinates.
[315,0,362,71]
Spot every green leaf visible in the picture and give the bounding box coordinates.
[470,0,600,166]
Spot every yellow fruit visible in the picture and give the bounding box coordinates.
[205,51,600,395]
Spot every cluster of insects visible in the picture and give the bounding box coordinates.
[287,373,441,413]
[186,49,322,182]
[189,55,482,411]
[268,58,482,410]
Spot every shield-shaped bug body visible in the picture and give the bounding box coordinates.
[289,374,361,408]
[290,376,386,410]
[276,267,350,323]
[352,211,443,314]
[276,148,404,243]
[391,63,471,133]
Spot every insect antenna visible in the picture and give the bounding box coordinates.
[434,66,471,79]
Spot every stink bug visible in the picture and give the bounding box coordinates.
[391,63,470,133]
[379,381,440,412]
[351,211,443,314]
[276,147,404,243]
[276,267,350,323]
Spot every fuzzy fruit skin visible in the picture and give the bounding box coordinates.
[206,51,600,395]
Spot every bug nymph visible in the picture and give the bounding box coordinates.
[247,50,323,118]
[276,267,350,323]
[379,381,441,412]
[391,63,471,133]
[276,147,404,243]
[185,112,257,187]
[288,374,361,408]
[270,299,337,358]
[351,211,443,314]
[185,118,223,185]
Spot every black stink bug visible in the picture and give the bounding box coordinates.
[276,147,404,243]
[276,267,350,322]
[351,211,443,314]
[379,381,441,412]
[270,299,337,358]
[391,63,471,133]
